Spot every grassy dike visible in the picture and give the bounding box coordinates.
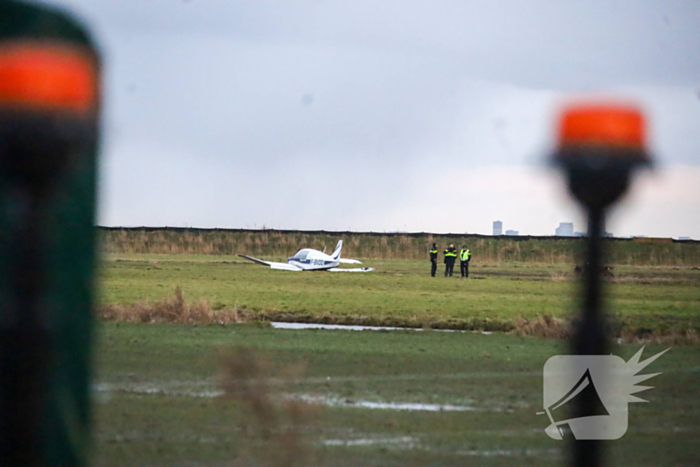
[99,227,700,266]
[98,255,700,339]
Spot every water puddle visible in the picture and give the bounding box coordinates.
[318,433,560,459]
[318,433,559,458]
[291,394,478,412]
[455,448,560,458]
[94,370,538,400]
[93,382,224,399]
[271,322,491,333]
[94,382,482,412]
[272,322,418,331]
[321,436,417,448]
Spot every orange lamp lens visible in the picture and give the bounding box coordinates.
[0,42,97,114]
[558,104,646,151]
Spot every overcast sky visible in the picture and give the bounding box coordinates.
[41,0,700,237]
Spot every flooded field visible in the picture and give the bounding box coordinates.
[93,322,698,466]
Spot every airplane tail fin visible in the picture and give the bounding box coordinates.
[331,240,343,260]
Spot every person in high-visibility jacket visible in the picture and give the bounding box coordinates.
[460,246,471,278]
[444,244,457,277]
[429,243,438,277]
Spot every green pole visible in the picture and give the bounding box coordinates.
[0,1,100,465]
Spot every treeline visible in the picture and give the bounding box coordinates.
[98,227,699,266]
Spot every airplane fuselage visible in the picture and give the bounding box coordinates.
[287,248,339,271]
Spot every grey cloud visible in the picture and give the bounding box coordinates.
[105,35,467,167]
[44,0,700,88]
[35,0,700,235]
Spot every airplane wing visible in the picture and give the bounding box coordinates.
[328,267,375,272]
[338,258,362,264]
[238,255,302,271]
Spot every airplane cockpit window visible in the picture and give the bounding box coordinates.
[292,250,309,260]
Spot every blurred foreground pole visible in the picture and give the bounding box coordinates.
[553,104,650,467]
[0,1,100,465]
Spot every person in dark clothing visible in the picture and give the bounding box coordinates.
[429,243,438,277]
[444,244,457,277]
[460,245,471,278]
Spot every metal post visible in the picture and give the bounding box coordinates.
[572,206,607,467]
[0,2,100,465]
[552,103,651,467]
[576,206,607,357]
[1,186,52,466]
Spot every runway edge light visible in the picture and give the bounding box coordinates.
[551,101,653,467]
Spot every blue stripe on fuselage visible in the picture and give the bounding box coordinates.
[289,259,335,269]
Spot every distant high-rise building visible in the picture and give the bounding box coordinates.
[555,222,574,237]
[505,230,519,236]
[493,220,502,236]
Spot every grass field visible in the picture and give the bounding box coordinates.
[93,323,699,467]
[93,253,699,466]
[98,254,700,338]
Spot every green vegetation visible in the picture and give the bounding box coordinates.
[94,250,698,465]
[94,322,699,466]
[98,227,700,266]
[98,255,700,338]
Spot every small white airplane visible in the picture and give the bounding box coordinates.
[238,240,374,272]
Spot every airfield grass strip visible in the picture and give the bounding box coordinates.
[96,288,699,345]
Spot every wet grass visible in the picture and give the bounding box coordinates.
[98,255,700,338]
[93,323,700,467]
[94,254,699,465]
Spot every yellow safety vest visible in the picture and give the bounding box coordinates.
[460,249,471,261]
